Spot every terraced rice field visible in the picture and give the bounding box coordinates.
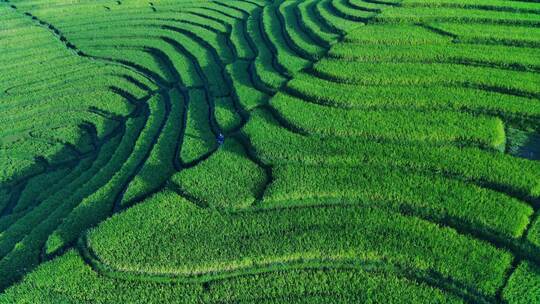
[0,0,539,302]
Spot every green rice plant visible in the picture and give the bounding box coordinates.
[88,48,176,84]
[270,93,506,150]
[0,189,10,215]
[347,0,390,11]
[313,60,540,98]
[0,156,45,188]
[296,0,340,47]
[2,62,138,98]
[120,89,185,207]
[527,216,540,248]
[261,4,310,74]
[214,96,243,133]
[180,89,217,164]
[43,93,168,257]
[400,0,540,13]
[278,0,326,59]
[74,25,228,95]
[170,139,266,210]
[262,163,532,239]
[313,0,363,34]
[430,22,540,47]
[69,30,201,87]
[2,71,151,118]
[31,125,94,154]
[242,109,540,200]
[169,9,232,34]
[3,0,539,300]
[330,0,378,21]
[159,32,228,95]
[375,6,540,25]
[251,59,288,92]
[285,73,540,121]
[226,61,270,111]
[246,10,289,90]
[329,42,540,71]
[0,250,463,303]
[13,167,72,214]
[230,21,256,60]
[0,156,96,233]
[202,1,252,19]
[85,190,511,296]
[1,105,116,144]
[165,21,235,65]
[3,140,77,168]
[0,131,126,289]
[503,261,540,304]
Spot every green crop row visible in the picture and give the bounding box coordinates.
[330,42,539,71]
[0,128,128,289]
[73,26,227,94]
[0,249,463,303]
[262,163,532,239]
[313,0,363,34]
[1,104,116,143]
[246,10,289,90]
[431,22,540,47]
[43,93,168,257]
[84,190,511,296]
[296,0,340,47]
[230,21,257,60]
[330,0,378,22]
[285,73,540,125]
[279,0,327,59]
[0,138,120,259]
[0,156,45,189]
[344,23,450,44]
[262,4,311,74]
[2,0,538,301]
[242,109,540,200]
[120,89,185,208]
[374,6,540,25]
[0,155,96,234]
[226,61,270,111]
[179,89,217,164]
[503,261,540,304]
[400,0,540,13]
[71,30,202,87]
[527,216,540,249]
[313,60,539,98]
[171,139,266,210]
[13,166,72,215]
[270,92,506,150]
[347,0,388,12]
[0,189,10,216]
[214,96,243,133]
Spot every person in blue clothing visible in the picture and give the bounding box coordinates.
[216,133,225,145]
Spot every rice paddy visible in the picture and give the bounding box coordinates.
[0,0,539,302]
